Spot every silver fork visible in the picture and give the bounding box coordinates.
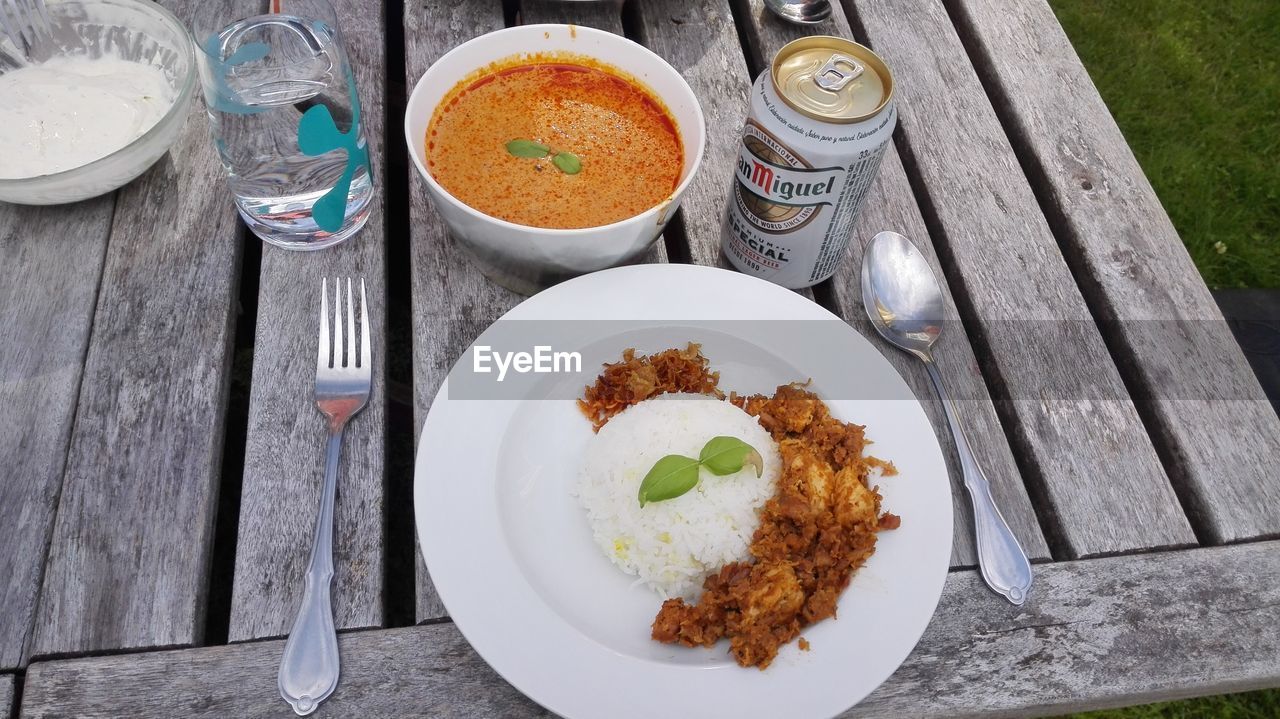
[0,0,52,53]
[279,278,371,717]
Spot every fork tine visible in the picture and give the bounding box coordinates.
[332,277,344,368]
[318,278,330,370]
[359,279,370,371]
[346,278,356,371]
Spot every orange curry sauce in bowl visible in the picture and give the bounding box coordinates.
[425,54,684,230]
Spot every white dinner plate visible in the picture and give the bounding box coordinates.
[414,264,952,719]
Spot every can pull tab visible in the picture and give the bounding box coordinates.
[814,54,864,92]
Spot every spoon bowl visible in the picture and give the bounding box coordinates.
[764,0,832,25]
[860,230,946,359]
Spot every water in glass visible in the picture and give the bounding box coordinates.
[200,13,372,249]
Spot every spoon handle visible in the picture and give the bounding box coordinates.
[923,358,1033,605]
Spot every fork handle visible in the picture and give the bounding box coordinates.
[279,425,345,716]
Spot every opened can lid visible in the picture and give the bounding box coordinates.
[771,36,894,123]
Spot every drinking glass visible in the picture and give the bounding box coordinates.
[194,0,373,250]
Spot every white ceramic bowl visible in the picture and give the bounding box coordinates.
[0,0,195,205]
[404,24,706,294]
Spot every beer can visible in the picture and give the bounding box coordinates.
[722,36,896,288]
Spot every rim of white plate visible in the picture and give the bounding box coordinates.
[414,264,952,719]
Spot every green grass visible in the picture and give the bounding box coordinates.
[1049,0,1280,288]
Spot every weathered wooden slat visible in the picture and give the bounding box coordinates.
[0,199,113,669]
[405,0,516,623]
[520,0,623,32]
[629,0,749,268]
[947,0,1280,544]
[227,0,388,642]
[734,2,1049,566]
[837,0,1196,556]
[848,541,1280,718]
[29,0,244,659]
[1,673,13,719]
[19,624,545,719]
[20,541,1280,718]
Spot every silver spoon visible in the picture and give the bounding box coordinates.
[764,0,832,25]
[861,230,1033,605]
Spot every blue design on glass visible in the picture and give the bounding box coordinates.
[204,35,271,115]
[297,66,369,233]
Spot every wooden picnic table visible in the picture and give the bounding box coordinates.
[2,0,1278,716]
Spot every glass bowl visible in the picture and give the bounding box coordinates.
[0,0,195,205]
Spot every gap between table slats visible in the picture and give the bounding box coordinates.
[382,0,421,632]
[17,540,1280,718]
[28,0,245,660]
[0,197,114,670]
[944,0,1280,545]
[838,0,1198,558]
[201,224,259,647]
[226,0,391,642]
[730,0,1050,566]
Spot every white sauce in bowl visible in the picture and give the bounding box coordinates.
[0,55,175,179]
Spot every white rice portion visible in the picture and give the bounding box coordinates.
[575,393,780,600]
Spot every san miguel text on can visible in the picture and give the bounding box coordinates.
[722,36,896,288]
